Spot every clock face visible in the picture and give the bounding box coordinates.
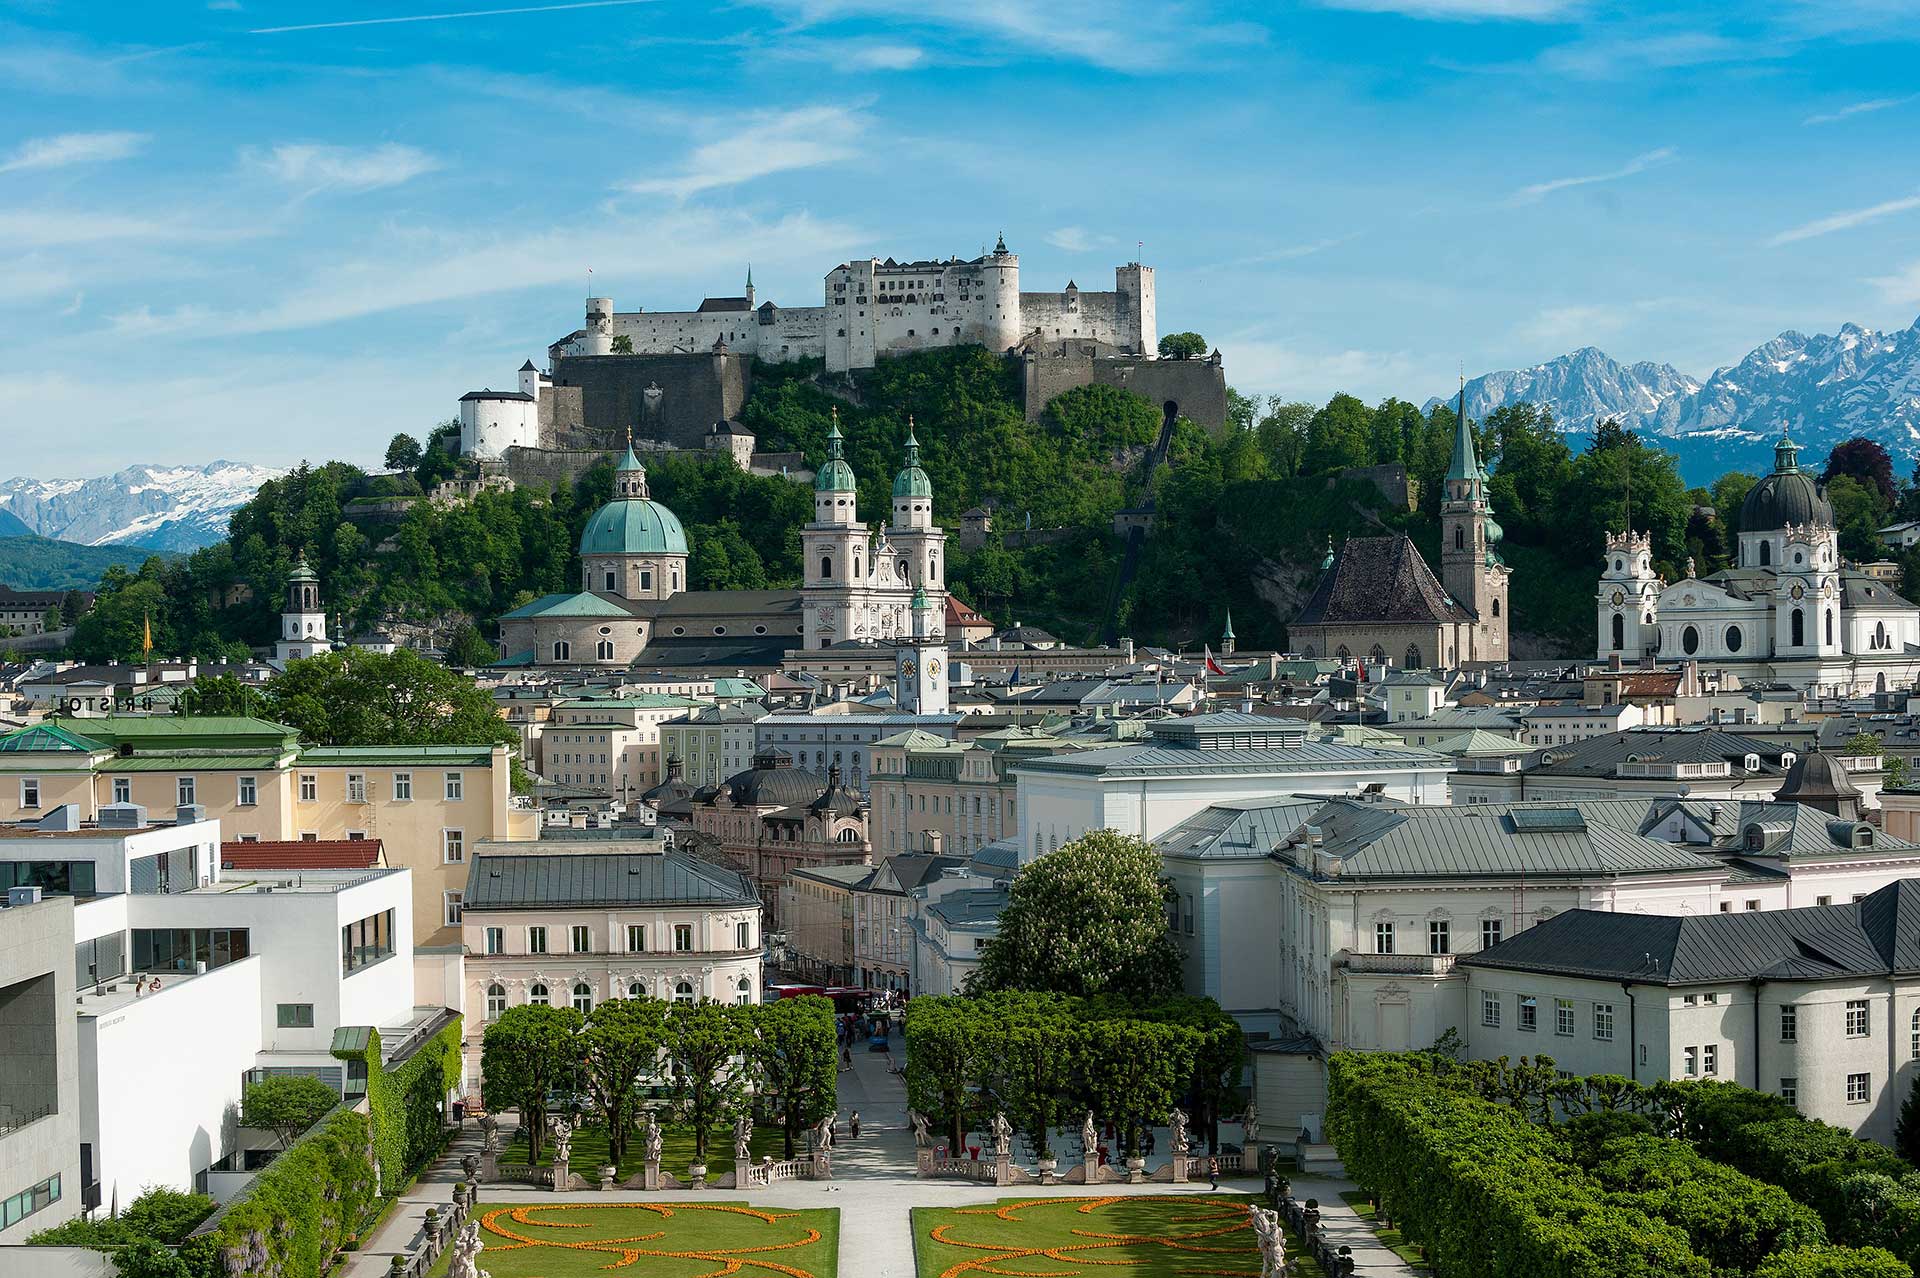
[1610,590,1625,607]
[1790,582,1805,600]
[927,658,942,677]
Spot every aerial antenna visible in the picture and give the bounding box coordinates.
[587,265,593,298]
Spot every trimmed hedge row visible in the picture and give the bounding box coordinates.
[1328,1053,1709,1278]
[365,1020,464,1192]
[1586,1134,1825,1273]
[201,1105,378,1278]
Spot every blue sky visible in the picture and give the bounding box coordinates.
[5,0,1920,475]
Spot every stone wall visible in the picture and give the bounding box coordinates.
[546,351,753,449]
[1333,464,1414,511]
[1021,349,1228,433]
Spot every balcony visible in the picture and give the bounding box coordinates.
[1344,953,1457,976]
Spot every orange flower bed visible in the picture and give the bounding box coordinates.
[476,1202,833,1276]
[917,1195,1260,1278]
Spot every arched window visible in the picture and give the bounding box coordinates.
[1791,608,1804,647]
[1369,644,1385,662]
[1492,598,1500,617]
[486,983,507,1019]
[1911,1008,1919,1060]
[552,640,571,661]
[1681,625,1700,655]
[628,981,646,998]
[1611,613,1625,650]
[820,556,832,579]
[674,981,696,1004]
[1726,624,1742,653]
[572,982,593,1013]
[837,828,859,843]
[1826,610,1834,645]
[1454,526,1465,551]
[735,977,753,1007]
[1406,644,1422,668]
[1759,541,1771,566]
[1335,645,1351,660]
[528,982,549,1006]
[596,639,615,660]
[1877,620,1889,649]
[1301,645,1316,659]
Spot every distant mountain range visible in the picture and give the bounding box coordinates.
[0,461,284,552]
[1433,317,1920,484]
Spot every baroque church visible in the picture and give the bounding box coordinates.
[1597,435,1920,693]
[495,418,950,710]
[1289,408,1511,668]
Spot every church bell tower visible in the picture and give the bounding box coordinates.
[1439,395,1510,662]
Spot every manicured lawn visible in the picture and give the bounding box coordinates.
[1339,1191,1429,1269]
[499,1122,791,1180]
[429,1201,839,1278]
[914,1195,1278,1278]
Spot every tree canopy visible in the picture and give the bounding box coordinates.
[1157,332,1207,360]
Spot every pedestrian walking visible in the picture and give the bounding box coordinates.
[840,1043,852,1070]
[850,1111,861,1139]
[1207,1157,1220,1191]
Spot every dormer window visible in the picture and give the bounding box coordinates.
[1782,752,1797,769]
[1854,825,1874,849]
[1745,826,1765,851]
[1744,753,1760,773]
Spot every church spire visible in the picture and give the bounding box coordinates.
[615,425,648,498]
[1446,376,1480,488]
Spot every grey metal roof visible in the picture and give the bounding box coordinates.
[927,886,1008,927]
[464,851,757,909]
[1014,739,1444,780]
[1463,879,1920,985]
[1156,798,1328,860]
[1520,726,1793,778]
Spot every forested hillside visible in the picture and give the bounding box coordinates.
[58,345,1920,665]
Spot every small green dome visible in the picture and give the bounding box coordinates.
[816,417,857,493]
[579,498,688,557]
[892,421,932,498]
[1485,514,1504,545]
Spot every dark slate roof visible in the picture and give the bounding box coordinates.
[709,752,830,808]
[463,850,757,909]
[1463,879,1920,985]
[1843,571,1920,611]
[460,389,536,402]
[697,296,751,313]
[1740,463,1833,532]
[1292,535,1473,627]
[1156,798,1327,860]
[1522,726,1792,778]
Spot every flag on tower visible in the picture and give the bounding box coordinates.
[141,612,153,657]
[1204,646,1225,677]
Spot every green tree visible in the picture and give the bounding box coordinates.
[112,1238,193,1278]
[1825,474,1886,563]
[969,830,1182,1000]
[580,997,669,1165]
[175,674,267,719]
[748,996,838,1159]
[242,1075,339,1149]
[1711,472,1759,534]
[480,1004,583,1164]
[444,622,499,669]
[1302,394,1374,474]
[262,648,518,749]
[1895,1071,1920,1166]
[1157,332,1207,360]
[665,1001,748,1162]
[1077,1017,1186,1158]
[1483,402,1572,540]
[384,433,423,472]
[1823,437,1898,509]
[610,334,634,354]
[903,998,983,1153]
[1756,1245,1909,1278]
[1255,400,1312,479]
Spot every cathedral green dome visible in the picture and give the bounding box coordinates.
[579,495,688,556]
[816,418,857,493]
[892,422,933,498]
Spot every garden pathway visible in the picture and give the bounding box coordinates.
[348,1042,1418,1277]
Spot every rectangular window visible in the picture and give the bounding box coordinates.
[346,773,367,804]
[1683,994,1698,1007]
[627,924,646,952]
[1703,992,1719,1005]
[444,772,464,801]
[442,892,461,928]
[1781,1005,1798,1042]
[1428,920,1450,955]
[1848,1072,1872,1103]
[571,925,590,953]
[299,774,316,802]
[1683,1046,1698,1077]
[528,926,547,954]
[1703,1043,1718,1076]
[674,924,693,952]
[1375,923,1395,954]
[112,777,130,804]
[1482,992,1501,1028]
[0,1173,61,1230]
[276,1003,315,1029]
[442,829,464,864]
[737,920,752,950]
[19,778,39,809]
[1780,1077,1798,1106]
[1555,998,1575,1036]
[237,776,257,807]
[1847,999,1870,1037]
[1519,995,1538,1032]
[1481,918,1503,950]
[484,927,504,955]
[1594,1003,1614,1041]
[393,772,412,801]
[340,908,397,972]
[177,777,196,807]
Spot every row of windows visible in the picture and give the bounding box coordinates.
[484,976,754,1017]
[479,921,750,955]
[0,1174,61,1230]
[1482,991,1615,1040]
[21,768,462,811]
[1376,918,1504,955]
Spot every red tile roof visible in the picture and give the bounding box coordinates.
[220,839,384,871]
[946,595,990,627]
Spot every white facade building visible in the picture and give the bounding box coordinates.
[459,363,545,459]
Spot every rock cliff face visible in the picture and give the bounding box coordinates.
[1436,317,1920,480]
[0,461,283,551]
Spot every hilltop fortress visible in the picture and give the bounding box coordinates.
[458,235,1227,466]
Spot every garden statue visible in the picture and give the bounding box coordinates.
[645,1114,664,1165]
[990,1112,1012,1158]
[734,1113,753,1164]
[1249,1206,1285,1278]
[447,1220,490,1278]
[1168,1107,1190,1153]
[551,1114,573,1166]
[479,1113,499,1153]
[1081,1112,1098,1158]
[814,1114,835,1151]
[909,1109,932,1148]
[1241,1099,1258,1143]
[460,1153,480,1182]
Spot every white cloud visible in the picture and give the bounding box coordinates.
[1511,146,1675,203]
[1804,96,1916,126]
[249,0,656,35]
[1045,226,1108,252]
[1222,333,1448,403]
[1315,0,1575,19]
[0,209,230,248]
[1873,260,1920,308]
[1769,193,1920,246]
[251,143,441,194]
[622,104,865,198]
[0,131,148,174]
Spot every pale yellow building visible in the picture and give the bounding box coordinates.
[538,694,705,797]
[0,717,534,945]
[868,725,1073,858]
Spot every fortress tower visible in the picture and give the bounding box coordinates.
[1116,262,1156,357]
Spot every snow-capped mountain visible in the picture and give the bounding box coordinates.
[0,462,284,552]
[1439,317,1920,482]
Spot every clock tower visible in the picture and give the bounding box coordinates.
[896,587,949,714]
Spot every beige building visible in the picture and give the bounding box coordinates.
[0,717,534,946]
[660,703,768,789]
[538,694,705,796]
[688,752,870,930]
[780,853,958,992]
[868,726,1071,858]
[462,843,761,1084]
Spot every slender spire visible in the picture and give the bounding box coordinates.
[1221,609,1235,639]
[827,406,844,458]
[1446,375,1480,488]
[904,415,920,466]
